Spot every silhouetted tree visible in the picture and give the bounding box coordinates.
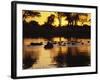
[46,14,55,25]
[64,13,73,26]
[73,13,79,26]
[56,12,67,41]
[64,13,79,26]
[23,10,41,20]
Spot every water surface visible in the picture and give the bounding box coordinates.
[23,37,90,69]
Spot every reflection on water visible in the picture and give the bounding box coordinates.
[23,37,90,69]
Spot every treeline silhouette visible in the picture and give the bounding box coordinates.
[23,20,90,38]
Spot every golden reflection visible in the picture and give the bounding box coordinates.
[52,37,67,41]
[32,49,52,68]
[23,38,90,69]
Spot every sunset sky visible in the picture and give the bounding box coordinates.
[23,10,91,27]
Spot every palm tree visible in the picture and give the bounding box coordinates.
[64,13,79,26]
[56,12,67,42]
[73,13,79,26]
[66,13,88,26]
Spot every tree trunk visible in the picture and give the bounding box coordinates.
[58,13,62,42]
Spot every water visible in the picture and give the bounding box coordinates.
[23,37,90,69]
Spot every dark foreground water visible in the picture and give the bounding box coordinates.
[23,37,90,69]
